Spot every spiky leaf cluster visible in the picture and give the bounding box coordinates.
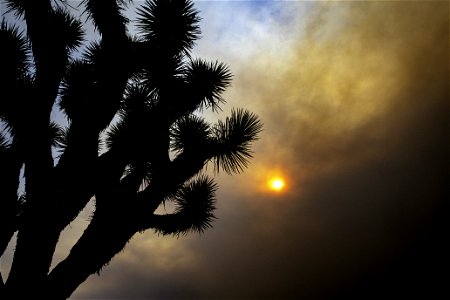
[82,0,130,33]
[212,109,263,174]
[4,0,25,17]
[50,7,85,53]
[0,132,9,151]
[105,83,157,156]
[136,0,200,55]
[59,60,97,119]
[170,115,211,153]
[155,175,217,235]
[183,59,232,112]
[0,21,30,81]
[0,21,33,135]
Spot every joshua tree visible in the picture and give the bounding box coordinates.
[0,0,262,299]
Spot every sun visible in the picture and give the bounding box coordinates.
[268,177,285,192]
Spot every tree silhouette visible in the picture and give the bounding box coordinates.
[0,0,262,299]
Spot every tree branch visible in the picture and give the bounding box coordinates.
[46,212,137,300]
[82,0,130,131]
[45,144,212,298]
[0,146,22,257]
[52,122,101,228]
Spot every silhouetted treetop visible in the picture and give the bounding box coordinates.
[0,1,262,299]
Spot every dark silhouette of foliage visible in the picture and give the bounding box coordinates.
[0,0,261,299]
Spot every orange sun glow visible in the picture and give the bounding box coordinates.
[268,177,285,192]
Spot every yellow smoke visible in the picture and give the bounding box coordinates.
[226,0,448,195]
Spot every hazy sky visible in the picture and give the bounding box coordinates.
[1,1,448,299]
